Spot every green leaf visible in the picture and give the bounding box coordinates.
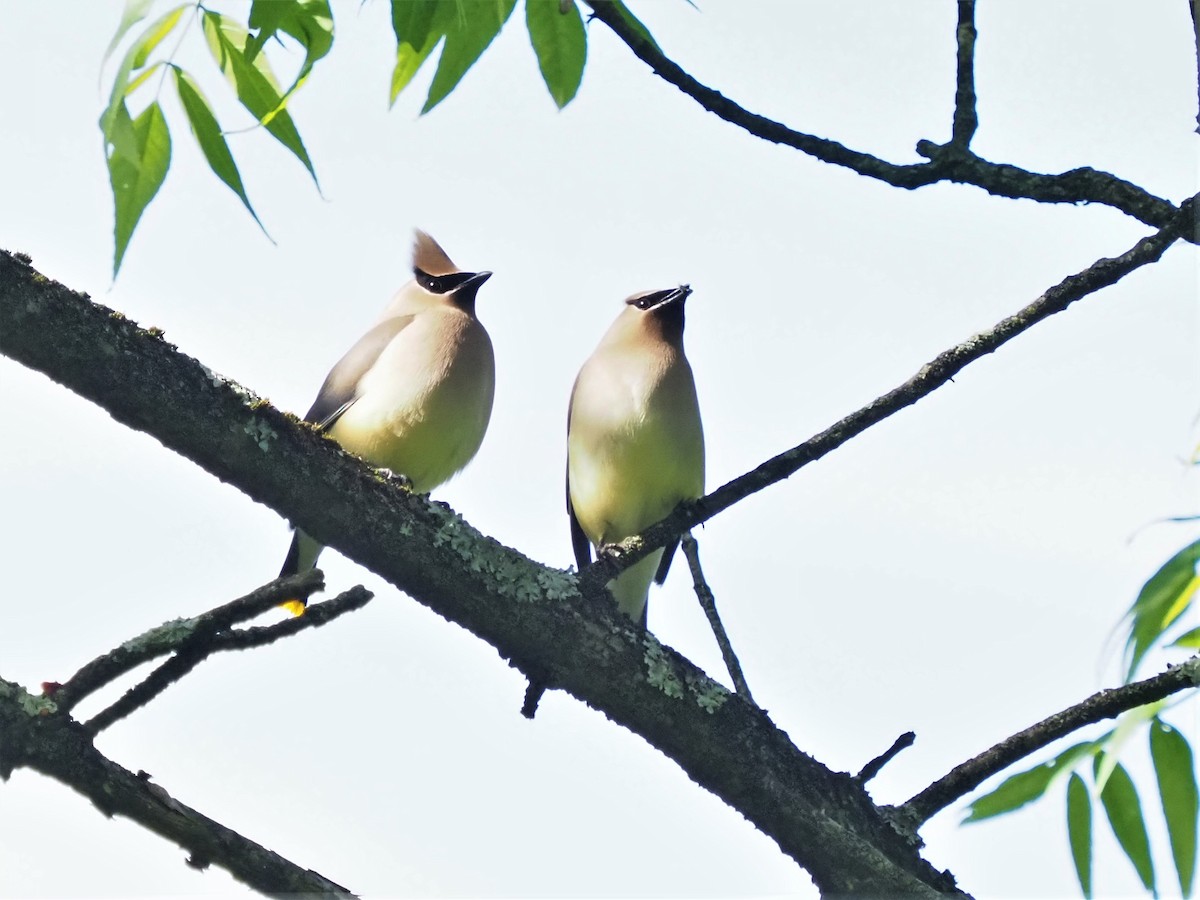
[1093,702,1165,792]
[389,0,445,104]
[964,740,1099,822]
[106,101,172,277]
[1170,626,1200,650]
[1096,757,1156,893]
[607,0,661,53]
[125,62,164,97]
[202,11,319,187]
[171,67,268,235]
[100,4,188,139]
[245,0,334,101]
[102,0,158,66]
[1151,719,1198,896]
[1067,773,1093,899]
[422,0,517,114]
[526,0,586,108]
[1125,538,1200,681]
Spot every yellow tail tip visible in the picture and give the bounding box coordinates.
[279,599,308,617]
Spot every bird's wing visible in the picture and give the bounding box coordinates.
[566,388,593,572]
[304,315,415,430]
[567,485,593,572]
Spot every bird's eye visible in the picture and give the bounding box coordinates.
[636,297,654,310]
[415,269,445,293]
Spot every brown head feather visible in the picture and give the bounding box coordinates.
[412,230,459,276]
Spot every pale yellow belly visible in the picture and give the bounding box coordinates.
[329,313,494,493]
[568,421,703,546]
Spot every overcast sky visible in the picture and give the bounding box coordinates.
[1,2,1197,897]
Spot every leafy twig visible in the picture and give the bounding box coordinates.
[898,655,1200,825]
[680,533,753,702]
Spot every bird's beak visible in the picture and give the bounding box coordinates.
[661,284,691,306]
[462,270,493,289]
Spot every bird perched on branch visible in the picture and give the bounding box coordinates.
[278,231,495,614]
[566,284,705,626]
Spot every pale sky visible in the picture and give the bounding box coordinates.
[1,2,1197,897]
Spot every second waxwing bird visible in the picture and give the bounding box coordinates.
[566,285,705,627]
[278,231,496,614]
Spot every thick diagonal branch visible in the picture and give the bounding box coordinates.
[584,1,1188,237]
[0,249,963,896]
[0,678,354,896]
[899,656,1200,825]
[584,196,1196,592]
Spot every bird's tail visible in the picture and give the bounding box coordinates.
[278,529,323,616]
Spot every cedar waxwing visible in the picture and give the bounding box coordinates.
[279,231,495,614]
[566,285,705,626]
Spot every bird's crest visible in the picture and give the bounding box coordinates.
[412,230,458,276]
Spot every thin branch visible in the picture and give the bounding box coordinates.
[899,656,1200,825]
[1192,0,1200,133]
[52,572,326,714]
[951,1,979,148]
[206,586,375,650]
[82,587,373,735]
[680,533,753,702]
[85,648,205,735]
[0,678,355,896]
[584,194,1197,594]
[857,732,917,785]
[521,679,546,719]
[583,1,1190,238]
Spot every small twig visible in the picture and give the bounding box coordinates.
[81,586,373,735]
[857,732,917,785]
[951,1,978,148]
[84,649,205,735]
[521,680,547,719]
[207,586,374,651]
[680,533,753,702]
[1191,0,1200,133]
[900,655,1200,825]
[52,571,326,713]
[582,195,1196,595]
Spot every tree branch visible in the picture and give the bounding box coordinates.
[0,249,964,896]
[680,533,753,702]
[584,1,1191,238]
[80,586,373,736]
[0,678,355,896]
[1191,0,1200,133]
[898,656,1200,825]
[52,572,328,714]
[858,732,917,786]
[951,1,978,149]
[585,195,1197,593]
